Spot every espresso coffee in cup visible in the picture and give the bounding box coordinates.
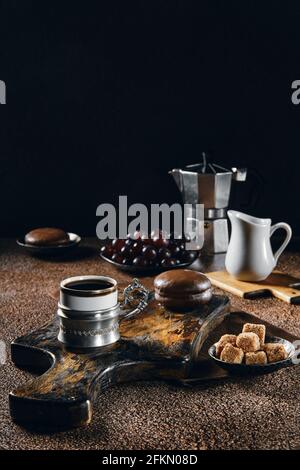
[63,280,114,291]
[58,275,120,348]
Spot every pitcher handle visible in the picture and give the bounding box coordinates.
[270,222,292,263]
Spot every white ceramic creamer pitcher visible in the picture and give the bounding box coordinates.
[225,211,292,281]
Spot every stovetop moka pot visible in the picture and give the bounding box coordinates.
[169,153,247,253]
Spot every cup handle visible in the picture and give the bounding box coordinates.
[270,222,292,263]
[119,278,151,320]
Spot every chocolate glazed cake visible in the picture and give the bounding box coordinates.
[154,269,213,310]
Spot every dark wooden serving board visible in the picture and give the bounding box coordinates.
[10,294,229,428]
[9,294,298,430]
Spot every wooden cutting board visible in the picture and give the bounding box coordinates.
[207,271,300,304]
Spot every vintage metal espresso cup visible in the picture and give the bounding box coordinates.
[57,275,149,348]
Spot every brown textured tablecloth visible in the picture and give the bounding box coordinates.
[0,238,300,450]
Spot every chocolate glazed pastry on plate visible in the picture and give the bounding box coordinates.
[154,269,213,310]
[25,227,70,246]
[18,228,81,256]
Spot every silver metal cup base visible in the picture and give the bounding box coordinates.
[57,304,121,348]
[58,334,120,348]
[57,321,120,348]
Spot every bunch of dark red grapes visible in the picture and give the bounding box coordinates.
[101,231,199,268]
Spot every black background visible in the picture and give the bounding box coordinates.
[0,1,299,238]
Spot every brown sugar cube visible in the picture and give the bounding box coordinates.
[264,343,288,363]
[220,343,244,364]
[215,334,237,357]
[236,332,260,353]
[245,351,267,365]
[242,323,266,347]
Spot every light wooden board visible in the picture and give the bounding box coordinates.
[207,271,300,304]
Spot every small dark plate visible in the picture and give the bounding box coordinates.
[208,336,296,375]
[17,233,81,256]
[100,252,198,274]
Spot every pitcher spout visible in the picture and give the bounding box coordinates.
[227,210,271,227]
